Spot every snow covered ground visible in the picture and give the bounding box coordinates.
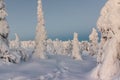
[0,53,96,80]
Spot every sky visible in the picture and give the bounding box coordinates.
[5,0,107,41]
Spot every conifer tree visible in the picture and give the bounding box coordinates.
[72,32,82,60]
[14,33,20,49]
[33,0,47,59]
[89,28,98,56]
[0,0,10,59]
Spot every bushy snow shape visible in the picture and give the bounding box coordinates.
[89,28,98,43]
[92,37,120,80]
[96,0,119,64]
[0,20,9,41]
[92,0,120,80]
[0,0,9,40]
[9,33,29,63]
[0,39,9,61]
[0,0,10,63]
[89,28,99,56]
[20,41,35,49]
[53,39,64,55]
[16,48,29,62]
[47,39,72,56]
[0,0,7,19]
[10,48,29,63]
[10,33,21,49]
[81,41,89,52]
[14,33,20,48]
[46,39,55,54]
[9,34,30,63]
[0,0,9,45]
[62,40,72,56]
[99,37,120,80]
[33,0,47,59]
[72,32,82,60]
[0,41,21,63]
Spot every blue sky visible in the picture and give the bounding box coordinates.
[5,0,107,41]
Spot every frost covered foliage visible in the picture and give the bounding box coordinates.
[33,0,47,59]
[10,33,35,50]
[0,0,9,46]
[46,39,55,54]
[62,40,72,56]
[0,0,11,63]
[12,39,72,57]
[81,41,89,52]
[52,39,63,55]
[10,48,29,63]
[72,32,82,60]
[0,1,27,64]
[89,28,98,56]
[47,38,72,56]
[10,33,20,49]
[96,0,116,63]
[46,39,72,56]
[10,41,35,49]
[9,34,29,63]
[14,33,20,49]
[0,0,7,18]
[92,0,120,80]
[21,41,35,49]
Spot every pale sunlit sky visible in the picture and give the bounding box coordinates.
[5,0,107,41]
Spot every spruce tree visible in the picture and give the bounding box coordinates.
[33,0,47,59]
[72,32,82,60]
[0,0,10,60]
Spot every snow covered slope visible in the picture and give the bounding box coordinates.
[0,54,96,80]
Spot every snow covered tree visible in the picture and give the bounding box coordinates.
[91,0,120,80]
[67,40,73,56]
[9,33,20,49]
[96,0,116,64]
[0,0,10,61]
[53,39,63,55]
[62,40,72,56]
[46,39,54,54]
[33,0,47,59]
[14,33,20,49]
[81,41,89,52]
[0,0,9,45]
[72,32,82,60]
[89,28,98,56]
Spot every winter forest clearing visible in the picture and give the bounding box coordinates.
[0,0,120,80]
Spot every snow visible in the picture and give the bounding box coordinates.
[0,0,8,19]
[0,0,11,63]
[0,53,96,80]
[1,0,120,80]
[91,0,120,80]
[89,28,98,56]
[33,0,47,59]
[72,32,82,60]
